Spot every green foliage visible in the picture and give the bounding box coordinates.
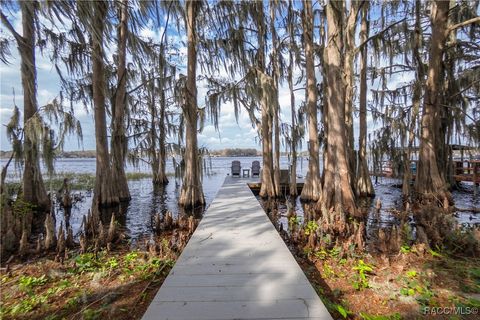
[454,297,480,309]
[7,294,48,316]
[406,270,417,279]
[336,304,349,318]
[83,308,102,320]
[5,171,153,196]
[314,249,328,260]
[107,257,119,269]
[73,253,102,273]
[400,245,411,254]
[400,272,435,306]
[428,248,443,258]
[124,251,139,264]
[360,312,402,320]
[313,247,342,260]
[328,247,341,259]
[289,215,301,226]
[304,220,318,236]
[322,262,335,279]
[12,197,37,217]
[320,296,351,319]
[352,260,374,290]
[125,172,153,180]
[18,275,48,293]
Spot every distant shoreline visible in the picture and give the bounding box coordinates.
[0,149,309,159]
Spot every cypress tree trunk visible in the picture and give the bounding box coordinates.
[356,1,375,197]
[179,0,205,208]
[320,0,357,216]
[288,0,297,197]
[156,84,169,185]
[270,0,281,198]
[154,44,169,186]
[111,0,131,202]
[91,1,119,209]
[300,0,322,202]
[402,0,424,197]
[414,0,451,203]
[258,2,275,199]
[344,1,359,190]
[148,78,160,185]
[19,1,49,211]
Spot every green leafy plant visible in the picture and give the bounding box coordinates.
[304,220,319,236]
[428,248,443,258]
[406,270,417,279]
[18,275,48,293]
[400,273,435,306]
[322,262,335,279]
[329,247,341,259]
[8,294,48,315]
[107,257,119,269]
[352,260,374,290]
[335,304,349,318]
[360,312,402,320]
[314,249,328,260]
[124,251,139,264]
[400,245,411,254]
[289,216,301,227]
[74,253,101,273]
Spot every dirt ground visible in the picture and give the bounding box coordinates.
[0,232,188,320]
[286,239,480,319]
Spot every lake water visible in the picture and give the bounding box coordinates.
[1,157,478,239]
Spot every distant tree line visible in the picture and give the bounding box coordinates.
[210,148,260,157]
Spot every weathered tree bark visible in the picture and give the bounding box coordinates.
[156,80,169,185]
[179,0,205,208]
[318,9,327,186]
[287,0,297,197]
[344,0,360,191]
[356,1,375,197]
[148,77,160,184]
[270,1,281,198]
[402,0,424,197]
[153,40,169,186]
[414,0,451,203]
[111,0,131,202]
[257,2,276,199]
[300,0,322,202]
[3,1,49,211]
[320,0,357,216]
[91,1,120,209]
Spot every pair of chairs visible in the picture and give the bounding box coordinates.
[231,160,260,177]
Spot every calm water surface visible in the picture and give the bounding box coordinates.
[1,157,478,239]
[1,157,308,238]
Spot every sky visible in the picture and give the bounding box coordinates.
[0,2,413,153]
[0,6,303,152]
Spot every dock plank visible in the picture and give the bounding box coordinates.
[142,177,332,320]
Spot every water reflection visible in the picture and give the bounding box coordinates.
[257,178,479,238]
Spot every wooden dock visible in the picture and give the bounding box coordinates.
[142,176,332,320]
[371,160,480,184]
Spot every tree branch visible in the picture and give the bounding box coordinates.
[0,9,23,44]
[354,18,407,54]
[447,17,480,33]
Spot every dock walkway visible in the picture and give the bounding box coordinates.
[142,176,332,320]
